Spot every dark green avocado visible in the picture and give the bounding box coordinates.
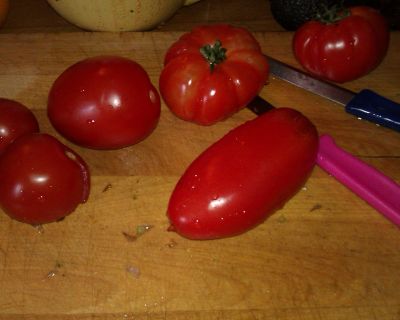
[270,0,386,30]
[270,0,336,30]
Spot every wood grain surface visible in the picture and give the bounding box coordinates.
[0,1,400,320]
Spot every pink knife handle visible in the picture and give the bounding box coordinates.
[317,134,400,226]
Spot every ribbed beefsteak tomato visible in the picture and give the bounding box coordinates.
[293,6,389,83]
[159,24,269,125]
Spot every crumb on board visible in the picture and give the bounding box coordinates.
[33,224,45,234]
[310,204,323,212]
[122,224,154,242]
[167,239,178,248]
[44,261,64,280]
[126,265,140,278]
[277,215,287,223]
[102,183,113,192]
[122,231,137,242]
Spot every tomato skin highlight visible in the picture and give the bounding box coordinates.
[0,98,39,155]
[293,6,389,83]
[167,108,319,240]
[0,133,90,225]
[159,24,269,125]
[48,56,161,149]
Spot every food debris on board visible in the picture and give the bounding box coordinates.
[310,204,323,212]
[44,261,64,280]
[34,224,45,234]
[166,238,178,248]
[126,265,140,278]
[122,224,154,242]
[102,183,113,193]
[277,215,287,224]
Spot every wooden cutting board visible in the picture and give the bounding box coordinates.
[0,31,399,320]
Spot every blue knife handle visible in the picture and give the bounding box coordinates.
[345,89,400,132]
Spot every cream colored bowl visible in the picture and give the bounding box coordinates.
[47,0,201,32]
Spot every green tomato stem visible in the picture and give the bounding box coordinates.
[200,40,227,72]
[315,3,351,24]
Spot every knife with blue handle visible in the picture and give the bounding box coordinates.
[267,56,400,132]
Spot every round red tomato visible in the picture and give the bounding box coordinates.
[167,108,319,240]
[0,98,39,155]
[293,6,389,83]
[48,56,161,149]
[0,133,90,225]
[159,24,269,125]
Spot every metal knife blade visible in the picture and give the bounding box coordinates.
[267,56,354,105]
[266,56,400,132]
[246,97,400,227]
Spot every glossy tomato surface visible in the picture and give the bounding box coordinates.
[0,133,90,225]
[159,24,269,125]
[0,98,39,155]
[48,56,161,149]
[167,108,319,240]
[293,6,389,83]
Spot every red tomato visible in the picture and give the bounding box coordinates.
[167,108,319,240]
[159,24,269,125]
[0,98,39,155]
[0,133,90,225]
[48,56,161,149]
[293,6,389,83]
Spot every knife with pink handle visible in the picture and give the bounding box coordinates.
[317,134,400,226]
[248,96,400,227]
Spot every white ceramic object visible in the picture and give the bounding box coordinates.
[47,0,201,32]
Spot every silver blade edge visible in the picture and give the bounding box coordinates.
[267,56,355,106]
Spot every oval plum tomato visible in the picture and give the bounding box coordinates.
[293,6,389,83]
[0,133,90,225]
[159,24,269,125]
[0,98,39,155]
[167,108,319,240]
[48,56,161,149]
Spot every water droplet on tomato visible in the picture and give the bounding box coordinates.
[149,89,157,104]
[64,150,77,161]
